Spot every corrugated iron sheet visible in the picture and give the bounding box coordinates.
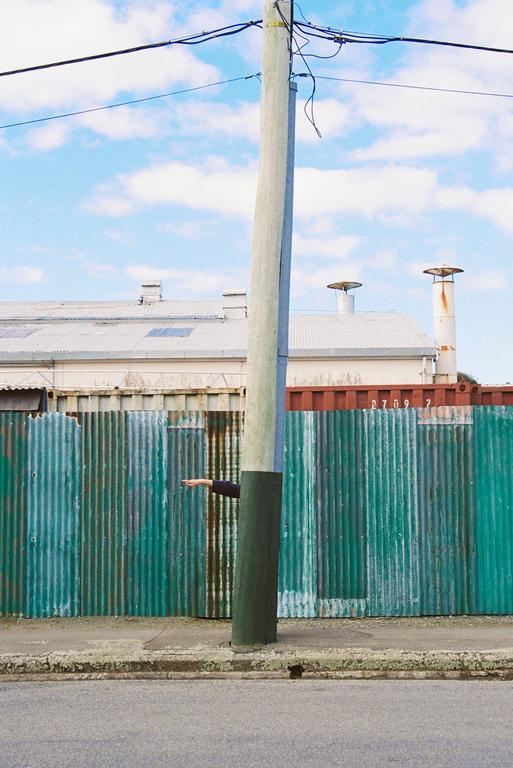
[474,407,513,613]
[0,413,26,615]
[279,411,317,618]
[1,407,513,618]
[315,411,367,618]
[417,409,476,615]
[126,412,169,616]
[80,412,127,615]
[25,413,81,617]
[168,411,207,617]
[206,411,242,618]
[364,409,420,617]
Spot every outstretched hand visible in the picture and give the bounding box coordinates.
[182,479,213,489]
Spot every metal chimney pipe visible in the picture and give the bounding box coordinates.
[327,281,363,314]
[423,266,463,384]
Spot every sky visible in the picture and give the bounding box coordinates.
[0,0,512,384]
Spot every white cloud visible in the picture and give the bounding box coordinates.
[77,107,161,139]
[163,219,212,239]
[0,266,45,284]
[472,188,513,235]
[84,153,513,240]
[294,166,439,218]
[82,261,120,279]
[126,264,248,296]
[105,229,135,246]
[26,122,71,150]
[293,233,362,259]
[340,0,513,162]
[367,250,399,270]
[85,158,257,217]
[0,1,218,115]
[463,269,509,293]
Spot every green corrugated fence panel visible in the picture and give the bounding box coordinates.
[126,412,168,616]
[3,406,513,619]
[364,409,420,616]
[206,411,241,618]
[315,411,367,617]
[474,407,513,613]
[26,413,81,618]
[417,407,476,615]
[81,412,127,615]
[279,411,318,618]
[168,412,207,617]
[0,413,27,615]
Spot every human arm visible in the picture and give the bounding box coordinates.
[181,479,213,489]
[182,478,240,498]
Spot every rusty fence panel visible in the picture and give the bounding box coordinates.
[1,408,513,618]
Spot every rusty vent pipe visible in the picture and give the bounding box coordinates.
[423,266,463,385]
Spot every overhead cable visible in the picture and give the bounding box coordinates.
[312,74,513,99]
[0,21,261,79]
[294,20,513,56]
[0,75,259,130]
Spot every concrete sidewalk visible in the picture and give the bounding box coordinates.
[1,616,513,680]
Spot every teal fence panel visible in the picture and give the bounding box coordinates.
[364,409,420,616]
[279,411,318,618]
[168,412,207,617]
[474,407,513,613]
[315,411,367,617]
[25,414,81,617]
[0,413,27,616]
[1,406,513,618]
[80,412,127,616]
[126,412,169,616]
[417,407,476,615]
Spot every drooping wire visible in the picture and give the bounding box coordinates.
[275,1,322,138]
[293,19,513,55]
[0,75,260,130]
[0,20,262,79]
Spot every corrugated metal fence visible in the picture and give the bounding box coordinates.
[1,407,512,618]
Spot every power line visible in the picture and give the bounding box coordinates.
[294,20,513,56]
[0,21,261,79]
[311,74,513,100]
[0,75,259,130]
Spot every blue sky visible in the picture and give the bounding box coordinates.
[0,0,512,384]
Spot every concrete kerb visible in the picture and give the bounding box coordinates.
[3,646,513,681]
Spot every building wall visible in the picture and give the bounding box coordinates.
[0,355,431,391]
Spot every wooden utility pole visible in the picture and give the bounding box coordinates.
[232,0,294,648]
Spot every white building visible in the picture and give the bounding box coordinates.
[0,280,436,408]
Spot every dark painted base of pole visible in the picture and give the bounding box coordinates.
[231,470,283,648]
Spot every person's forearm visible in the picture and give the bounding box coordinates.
[182,478,213,489]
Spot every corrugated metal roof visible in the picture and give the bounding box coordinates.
[0,299,223,321]
[0,313,436,360]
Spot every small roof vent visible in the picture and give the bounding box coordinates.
[139,280,162,305]
[327,281,363,314]
[223,290,247,319]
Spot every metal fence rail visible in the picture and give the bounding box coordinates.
[1,407,512,618]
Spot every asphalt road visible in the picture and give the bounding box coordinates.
[1,680,512,768]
